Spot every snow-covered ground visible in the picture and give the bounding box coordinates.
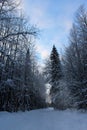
[0,108,87,130]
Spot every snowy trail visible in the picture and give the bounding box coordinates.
[0,108,87,130]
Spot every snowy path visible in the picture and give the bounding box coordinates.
[0,108,87,130]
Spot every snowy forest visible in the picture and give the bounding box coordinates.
[0,0,87,112]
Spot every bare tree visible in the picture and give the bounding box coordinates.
[64,5,87,109]
[0,0,46,112]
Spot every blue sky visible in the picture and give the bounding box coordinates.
[21,0,87,65]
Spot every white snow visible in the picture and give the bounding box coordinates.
[0,108,87,130]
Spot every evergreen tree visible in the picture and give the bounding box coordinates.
[50,45,62,107]
[24,48,32,86]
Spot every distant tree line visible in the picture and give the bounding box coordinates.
[0,0,46,112]
[44,5,87,110]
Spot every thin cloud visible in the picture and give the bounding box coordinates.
[21,0,87,66]
[22,0,56,29]
[36,42,49,60]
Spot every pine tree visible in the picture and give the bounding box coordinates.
[50,45,62,106]
[24,48,32,86]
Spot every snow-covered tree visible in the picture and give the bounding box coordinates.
[52,79,72,109]
[64,5,87,109]
[0,0,46,112]
[50,45,62,91]
[44,45,62,108]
